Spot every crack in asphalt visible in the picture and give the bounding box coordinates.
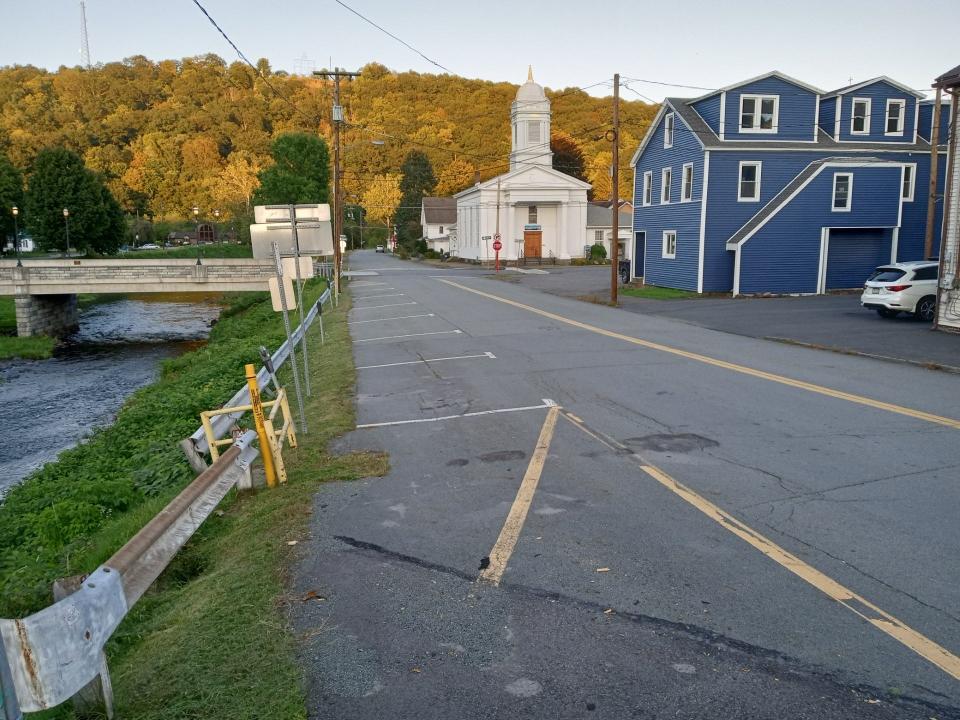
[330,534,960,718]
[757,523,960,626]
[702,450,807,495]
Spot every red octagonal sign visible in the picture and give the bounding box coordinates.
[492,240,502,251]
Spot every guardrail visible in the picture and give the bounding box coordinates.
[0,431,260,717]
[181,286,331,466]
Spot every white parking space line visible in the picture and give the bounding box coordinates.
[349,313,436,325]
[351,284,393,289]
[356,351,496,370]
[353,302,418,310]
[356,330,463,343]
[354,293,406,300]
[357,399,557,429]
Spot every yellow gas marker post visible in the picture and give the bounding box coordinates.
[245,363,279,488]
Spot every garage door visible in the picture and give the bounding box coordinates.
[825,228,891,290]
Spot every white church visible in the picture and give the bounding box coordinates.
[454,68,591,262]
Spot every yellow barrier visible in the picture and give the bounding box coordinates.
[199,367,298,487]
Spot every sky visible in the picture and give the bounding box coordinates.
[2,0,959,100]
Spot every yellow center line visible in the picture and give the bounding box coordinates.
[438,279,960,430]
[561,410,960,681]
[478,406,561,586]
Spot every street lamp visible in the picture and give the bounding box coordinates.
[11,206,21,267]
[192,206,202,265]
[62,208,70,258]
[213,208,221,244]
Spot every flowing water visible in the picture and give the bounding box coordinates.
[0,294,223,495]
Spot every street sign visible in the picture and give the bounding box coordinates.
[492,239,502,251]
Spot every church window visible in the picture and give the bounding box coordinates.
[528,120,541,144]
[528,206,538,224]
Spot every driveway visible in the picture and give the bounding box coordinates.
[490,265,960,372]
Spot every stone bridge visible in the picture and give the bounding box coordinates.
[0,258,285,336]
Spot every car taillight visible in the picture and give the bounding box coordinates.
[887,284,912,292]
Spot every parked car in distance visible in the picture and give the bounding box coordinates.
[138,243,161,250]
[375,244,385,253]
[860,261,938,321]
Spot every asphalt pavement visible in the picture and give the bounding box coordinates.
[291,250,960,719]
[490,264,960,371]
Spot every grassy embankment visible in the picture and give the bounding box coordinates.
[3,279,385,719]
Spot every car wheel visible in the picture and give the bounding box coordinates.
[876,308,899,318]
[914,295,936,322]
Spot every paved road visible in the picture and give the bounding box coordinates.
[292,250,960,719]
[492,264,960,371]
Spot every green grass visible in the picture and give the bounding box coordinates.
[620,285,698,300]
[114,245,253,260]
[17,284,385,719]
[0,335,56,360]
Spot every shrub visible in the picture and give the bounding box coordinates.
[590,243,607,261]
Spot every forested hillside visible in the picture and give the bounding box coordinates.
[0,56,657,221]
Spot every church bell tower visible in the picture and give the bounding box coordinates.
[510,66,552,171]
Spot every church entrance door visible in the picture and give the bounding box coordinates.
[523,231,542,259]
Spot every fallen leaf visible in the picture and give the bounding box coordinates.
[596,567,610,573]
[411,667,422,673]
[287,540,298,546]
[301,590,326,602]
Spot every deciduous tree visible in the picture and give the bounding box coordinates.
[551,130,587,183]
[0,153,24,245]
[435,157,476,196]
[362,173,402,232]
[396,150,436,246]
[25,147,124,254]
[252,133,330,206]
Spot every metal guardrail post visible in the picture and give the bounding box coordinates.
[0,633,22,720]
[245,363,278,488]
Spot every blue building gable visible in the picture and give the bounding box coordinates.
[630,70,950,297]
[830,78,923,143]
[706,72,821,142]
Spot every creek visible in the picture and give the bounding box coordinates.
[0,294,222,495]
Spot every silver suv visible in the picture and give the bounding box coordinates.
[860,261,938,321]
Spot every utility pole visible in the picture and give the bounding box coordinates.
[314,67,361,296]
[924,85,943,260]
[610,73,620,305]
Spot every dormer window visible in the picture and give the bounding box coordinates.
[851,98,871,134]
[885,100,905,136]
[740,95,778,133]
[664,112,675,148]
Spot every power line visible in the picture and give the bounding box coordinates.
[334,0,453,74]
[622,76,717,92]
[190,0,318,125]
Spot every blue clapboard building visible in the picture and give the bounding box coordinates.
[629,71,951,294]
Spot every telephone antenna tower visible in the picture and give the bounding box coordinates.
[80,1,92,68]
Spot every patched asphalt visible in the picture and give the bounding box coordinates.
[290,251,960,719]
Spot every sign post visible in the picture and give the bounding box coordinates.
[272,241,308,434]
[493,233,503,273]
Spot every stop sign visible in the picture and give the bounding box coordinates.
[492,239,502,251]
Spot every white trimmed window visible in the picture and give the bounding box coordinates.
[851,98,871,134]
[739,94,778,133]
[664,112,675,148]
[661,167,672,203]
[594,229,604,243]
[832,173,852,211]
[643,171,652,206]
[885,99,906,136]
[681,163,694,202]
[528,205,538,224]
[738,161,761,201]
[902,164,916,201]
[662,230,677,259]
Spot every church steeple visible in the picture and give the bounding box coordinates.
[510,67,552,171]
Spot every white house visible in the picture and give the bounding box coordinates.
[420,197,456,253]
[585,202,633,261]
[454,67,591,263]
